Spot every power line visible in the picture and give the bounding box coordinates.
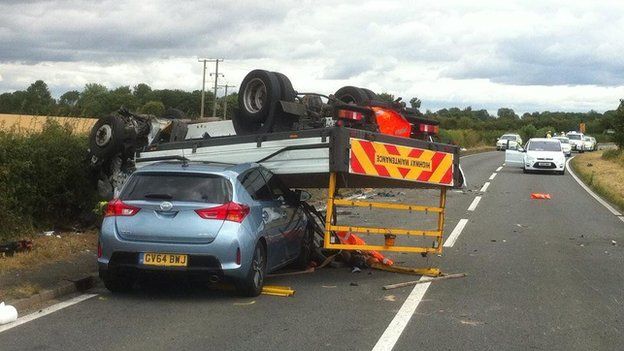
[218,83,236,119]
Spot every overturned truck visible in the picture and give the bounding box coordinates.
[87,69,464,260]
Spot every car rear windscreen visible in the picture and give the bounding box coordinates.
[501,135,516,140]
[554,137,569,143]
[568,134,581,140]
[528,141,561,152]
[121,173,232,204]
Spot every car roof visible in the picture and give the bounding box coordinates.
[529,138,559,142]
[136,161,257,175]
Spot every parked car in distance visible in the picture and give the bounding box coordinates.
[566,132,585,152]
[505,138,566,175]
[584,136,597,151]
[496,133,523,151]
[98,161,312,296]
[552,136,572,157]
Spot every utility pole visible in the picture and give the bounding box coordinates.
[218,83,236,120]
[198,58,223,118]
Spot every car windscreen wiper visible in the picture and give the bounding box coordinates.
[144,193,173,200]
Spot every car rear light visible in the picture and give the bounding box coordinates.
[104,199,140,217]
[418,124,439,134]
[371,107,411,138]
[195,202,250,223]
[236,247,241,265]
[337,109,364,121]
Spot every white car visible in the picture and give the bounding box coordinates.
[552,136,572,157]
[496,133,523,151]
[583,136,597,151]
[566,132,585,152]
[505,138,566,175]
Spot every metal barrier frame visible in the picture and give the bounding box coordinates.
[323,172,447,254]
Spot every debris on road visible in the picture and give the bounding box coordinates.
[383,295,396,302]
[371,262,441,277]
[267,267,315,278]
[0,240,33,257]
[261,285,295,297]
[382,273,467,290]
[0,302,18,325]
[233,301,256,306]
[531,193,551,199]
[611,240,617,246]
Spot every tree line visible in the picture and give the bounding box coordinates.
[0,80,237,119]
[0,80,621,141]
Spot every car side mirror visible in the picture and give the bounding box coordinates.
[294,189,312,202]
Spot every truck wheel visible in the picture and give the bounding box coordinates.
[273,72,296,102]
[334,86,368,105]
[88,114,126,160]
[238,70,282,123]
[360,87,377,100]
[236,243,266,297]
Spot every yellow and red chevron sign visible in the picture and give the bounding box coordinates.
[349,138,454,186]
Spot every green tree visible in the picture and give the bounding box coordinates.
[24,80,54,115]
[520,124,537,140]
[377,92,395,103]
[106,86,138,112]
[133,83,153,105]
[497,107,518,120]
[409,97,421,109]
[140,101,165,116]
[77,83,108,117]
[58,90,80,116]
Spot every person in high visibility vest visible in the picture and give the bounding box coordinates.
[546,131,552,138]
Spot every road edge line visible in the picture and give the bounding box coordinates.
[566,157,622,217]
[0,294,98,334]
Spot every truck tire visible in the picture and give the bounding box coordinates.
[360,87,377,100]
[238,69,282,123]
[88,114,127,160]
[335,86,369,105]
[273,72,296,102]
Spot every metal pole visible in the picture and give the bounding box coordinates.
[199,59,207,118]
[212,60,220,117]
[218,84,235,120]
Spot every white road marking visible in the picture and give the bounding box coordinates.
[0,294,97,334]
[496,166,503,172]
[443,219,469,247]
[372,277,431,351]
[489,173,497,180]
[566,157,622,216]
[467,196,482,211]
[479,182,490,192]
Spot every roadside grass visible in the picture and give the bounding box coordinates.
[571,150,624,211]
[0,282,41,301]
[0,230,97,274]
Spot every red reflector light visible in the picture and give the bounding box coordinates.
[337,109,364,121]
[418,124,439,134]
[195,202,250,223]
[104,199,140,217]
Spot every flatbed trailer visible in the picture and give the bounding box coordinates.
[137,126,462,189]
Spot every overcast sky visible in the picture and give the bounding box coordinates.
[1,0,623,114]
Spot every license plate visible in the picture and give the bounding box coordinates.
[538,162,550,166]
[141,253,188,267]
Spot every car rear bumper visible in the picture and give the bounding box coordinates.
[525,161,565,172]
[98,219,253,280]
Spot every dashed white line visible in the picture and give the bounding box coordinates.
[467,196,482,211]
[443,218,469,248]
[489,173,497,180]
[480,182,490,192]
[372,277,431,351]
[496,166,503,172]
[0,294,98,334]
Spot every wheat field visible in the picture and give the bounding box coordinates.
[0,114,98,134]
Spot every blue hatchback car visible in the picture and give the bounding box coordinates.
[98,161,311,296]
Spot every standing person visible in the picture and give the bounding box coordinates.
[546,130,552,138]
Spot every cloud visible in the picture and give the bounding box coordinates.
[0,0,623,113]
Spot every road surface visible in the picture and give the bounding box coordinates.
[1,151,622,351]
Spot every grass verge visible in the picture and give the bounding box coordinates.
[570,150,624,211]
[0,230,97,274]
